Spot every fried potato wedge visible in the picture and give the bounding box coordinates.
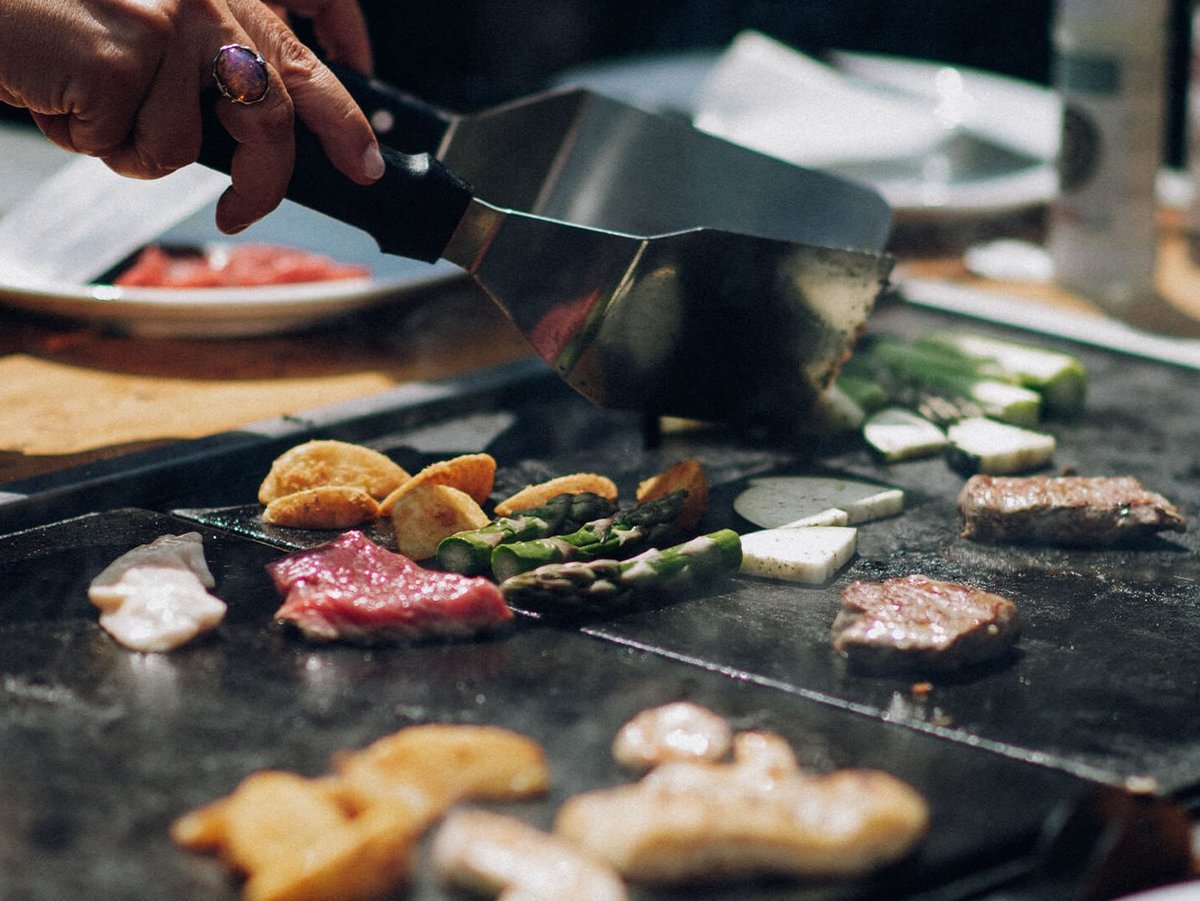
[171,770,416,901]
[494,472,619,517]
[262,485,380,529]
[258,440,409,504]
[391,484,489,561]
[173,725,551,901]
[379,453,497,514]
[334,724,550,816]
[637,459,709,531]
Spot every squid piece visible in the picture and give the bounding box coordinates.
[432,808,627,901]
[88,532,225,652]
[557,730,929,884]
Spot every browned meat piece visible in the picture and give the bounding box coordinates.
[957,474,1186,546]
[832,575,1020,674]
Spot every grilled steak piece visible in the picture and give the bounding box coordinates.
[957,475,1186,546]
[832,575,1020,674]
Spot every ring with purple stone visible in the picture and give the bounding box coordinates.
[212,44,270,105]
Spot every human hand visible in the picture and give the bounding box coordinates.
[0,0,384,233]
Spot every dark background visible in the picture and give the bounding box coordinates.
[355,0,1191,166]
[358,0,1060,109]
[0,0,1194,165]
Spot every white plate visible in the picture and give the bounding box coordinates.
[556,40,1061,220]
[0,125,457,338]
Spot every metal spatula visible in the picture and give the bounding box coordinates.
[199,76,892,429]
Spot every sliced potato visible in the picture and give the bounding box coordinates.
[636,459,709,531]
[245,806,417,901]
[173,725,551,901]
[171,770,416,901]
[494,473,619,517]
[739,526,858,584]
[391,484,489,561]
[379,453,497,514]
[262,486,380,529]
[258,440,409,504]
[734,476,903,529]
[334,724,551,815]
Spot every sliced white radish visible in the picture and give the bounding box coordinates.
[739,527,858,584]
[734,476,904,529]
[946,416,1055,474]
[863,408,947,462]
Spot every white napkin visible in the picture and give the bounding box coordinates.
[694,31,949,168]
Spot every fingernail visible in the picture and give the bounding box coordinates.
[363,144,385,180]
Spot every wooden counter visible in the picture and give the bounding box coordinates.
[0,276,533,483]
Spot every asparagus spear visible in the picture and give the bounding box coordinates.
[914,331,1087,416]
[436,491,617,575]
[858,336,1043,427]
[489,490,687,582]
[500,529,743,618]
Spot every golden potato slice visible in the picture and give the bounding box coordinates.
[172,771,416,901]
[170,771,345,865]
[494,473,619,517]
[390,483,489,561]
[262,486,379,529]
[335,724,551,815]
[636,459,709,531]
[244,806,417,901]
[379,453,497,514]
[258,440,409,504]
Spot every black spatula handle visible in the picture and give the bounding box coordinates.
[328,65,455,154]
[197,94,472,264]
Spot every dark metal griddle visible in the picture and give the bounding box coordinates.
[2,300,1200,899]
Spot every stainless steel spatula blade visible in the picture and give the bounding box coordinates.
[197,75,892,428]
[443,201,891,425]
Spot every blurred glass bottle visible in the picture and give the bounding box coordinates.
[1047,0,1168,315]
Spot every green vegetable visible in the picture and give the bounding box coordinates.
[855,336,1043,427]
[945,416,1056,475]
[436,491,617,575]
[915,331,1087,416]
[862,407,947,462]
[490,490,686,582]
[834,372,890,416]
[500,529,743,618]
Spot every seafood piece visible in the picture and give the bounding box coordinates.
[266,531,513,644]
[556,729,928,884]
[88,532,225,652]
[611,702,733,773]
[832,574,1020,674]
[957,474,1186,545]
[432,809,627,901]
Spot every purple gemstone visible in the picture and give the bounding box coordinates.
[214,45,269,104]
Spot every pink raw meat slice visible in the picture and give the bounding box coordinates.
[267,531,513,643]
